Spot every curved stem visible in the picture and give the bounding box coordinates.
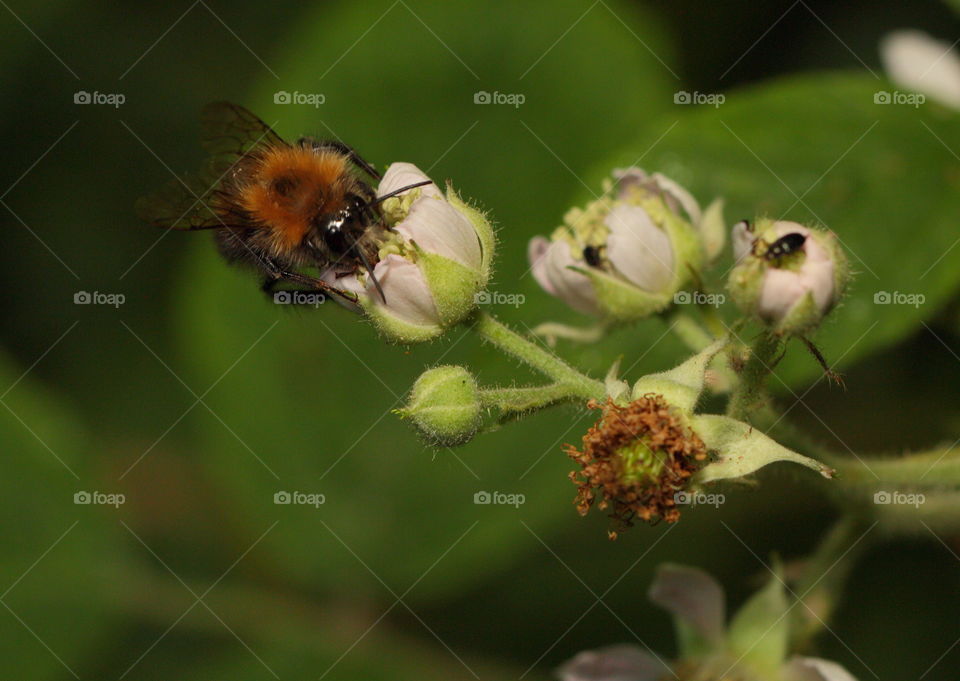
[791,516,873,651]
[471,311,605,400]
[829,447,960,486]
[662,308,714,352]
[480,383,584,420]
[726,332,783,421]
[530,320,611,346]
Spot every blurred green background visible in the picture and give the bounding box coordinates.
[2,0,960,678]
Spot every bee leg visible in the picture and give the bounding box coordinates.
[300,138,381,180]
[262,271,359,305]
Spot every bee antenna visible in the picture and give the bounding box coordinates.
[365,180,434,208]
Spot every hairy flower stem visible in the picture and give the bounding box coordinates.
[827,447,960,486]
[791,516,873,651]
[663,308,715,351]
[479,383,584,419]
[471,311,605,400]
[726,332,784,421]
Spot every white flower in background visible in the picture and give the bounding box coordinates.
[728,219,849,336]
[880,29,960,110]
[528,168,723,323]
[326,162,495,343]
[557,563,859,681]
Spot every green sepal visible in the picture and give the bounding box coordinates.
[699,197,726,263]
[773,290,820,336]
[416,248,483,327]
[571,264,672,322]
[446,184,496,283]
[631,335,728,411]
[360,296,444,344]
[691,414,835,483]
[727,561,790,678]
[604,356,630,403]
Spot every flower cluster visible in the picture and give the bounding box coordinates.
[558,563,859,681]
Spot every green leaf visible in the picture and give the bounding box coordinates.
[613,72,960,387]
[632,335,728,410]
[0,348,119,679]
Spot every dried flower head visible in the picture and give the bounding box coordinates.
[565,395,708,535]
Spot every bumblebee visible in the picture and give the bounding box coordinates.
[136,102,428,301]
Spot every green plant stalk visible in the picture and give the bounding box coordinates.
[726,332,783,420]
[790,516,872,651]
[699,300,728,339]
[663,308,715,351]
[827,447,960,486]
[471,311,605,400]
[479,383,583,418]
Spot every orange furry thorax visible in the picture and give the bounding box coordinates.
[237,146,352,251]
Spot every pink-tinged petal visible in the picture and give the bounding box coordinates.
[648,563,726,645]
[731,220,754,262]
[605,203,674,292]
[651,171,702,226]
[881,30,960,110]
[783,656,859,681]
[367,254,438,326]
[758,222,835,321]
[557,644,665,681]
[378,162,443,199]
[543,242,599,315]
[528,236,559,297]
[612,167,701,225]
[395,196,482,270]
[532,238,600,315]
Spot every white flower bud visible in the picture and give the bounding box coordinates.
[728,220,849,335]
[325,163,495,343]
[528,167,710,322]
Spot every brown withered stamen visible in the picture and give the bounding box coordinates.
[564,395,708,538]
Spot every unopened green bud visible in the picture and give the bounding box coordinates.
[397,365,481,446]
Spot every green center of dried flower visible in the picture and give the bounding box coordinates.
[564,395,708,538]
[617,438,664,485]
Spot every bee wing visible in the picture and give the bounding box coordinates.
[138,102,285,231]
[135,159,237,231]
[200,101,286,159]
